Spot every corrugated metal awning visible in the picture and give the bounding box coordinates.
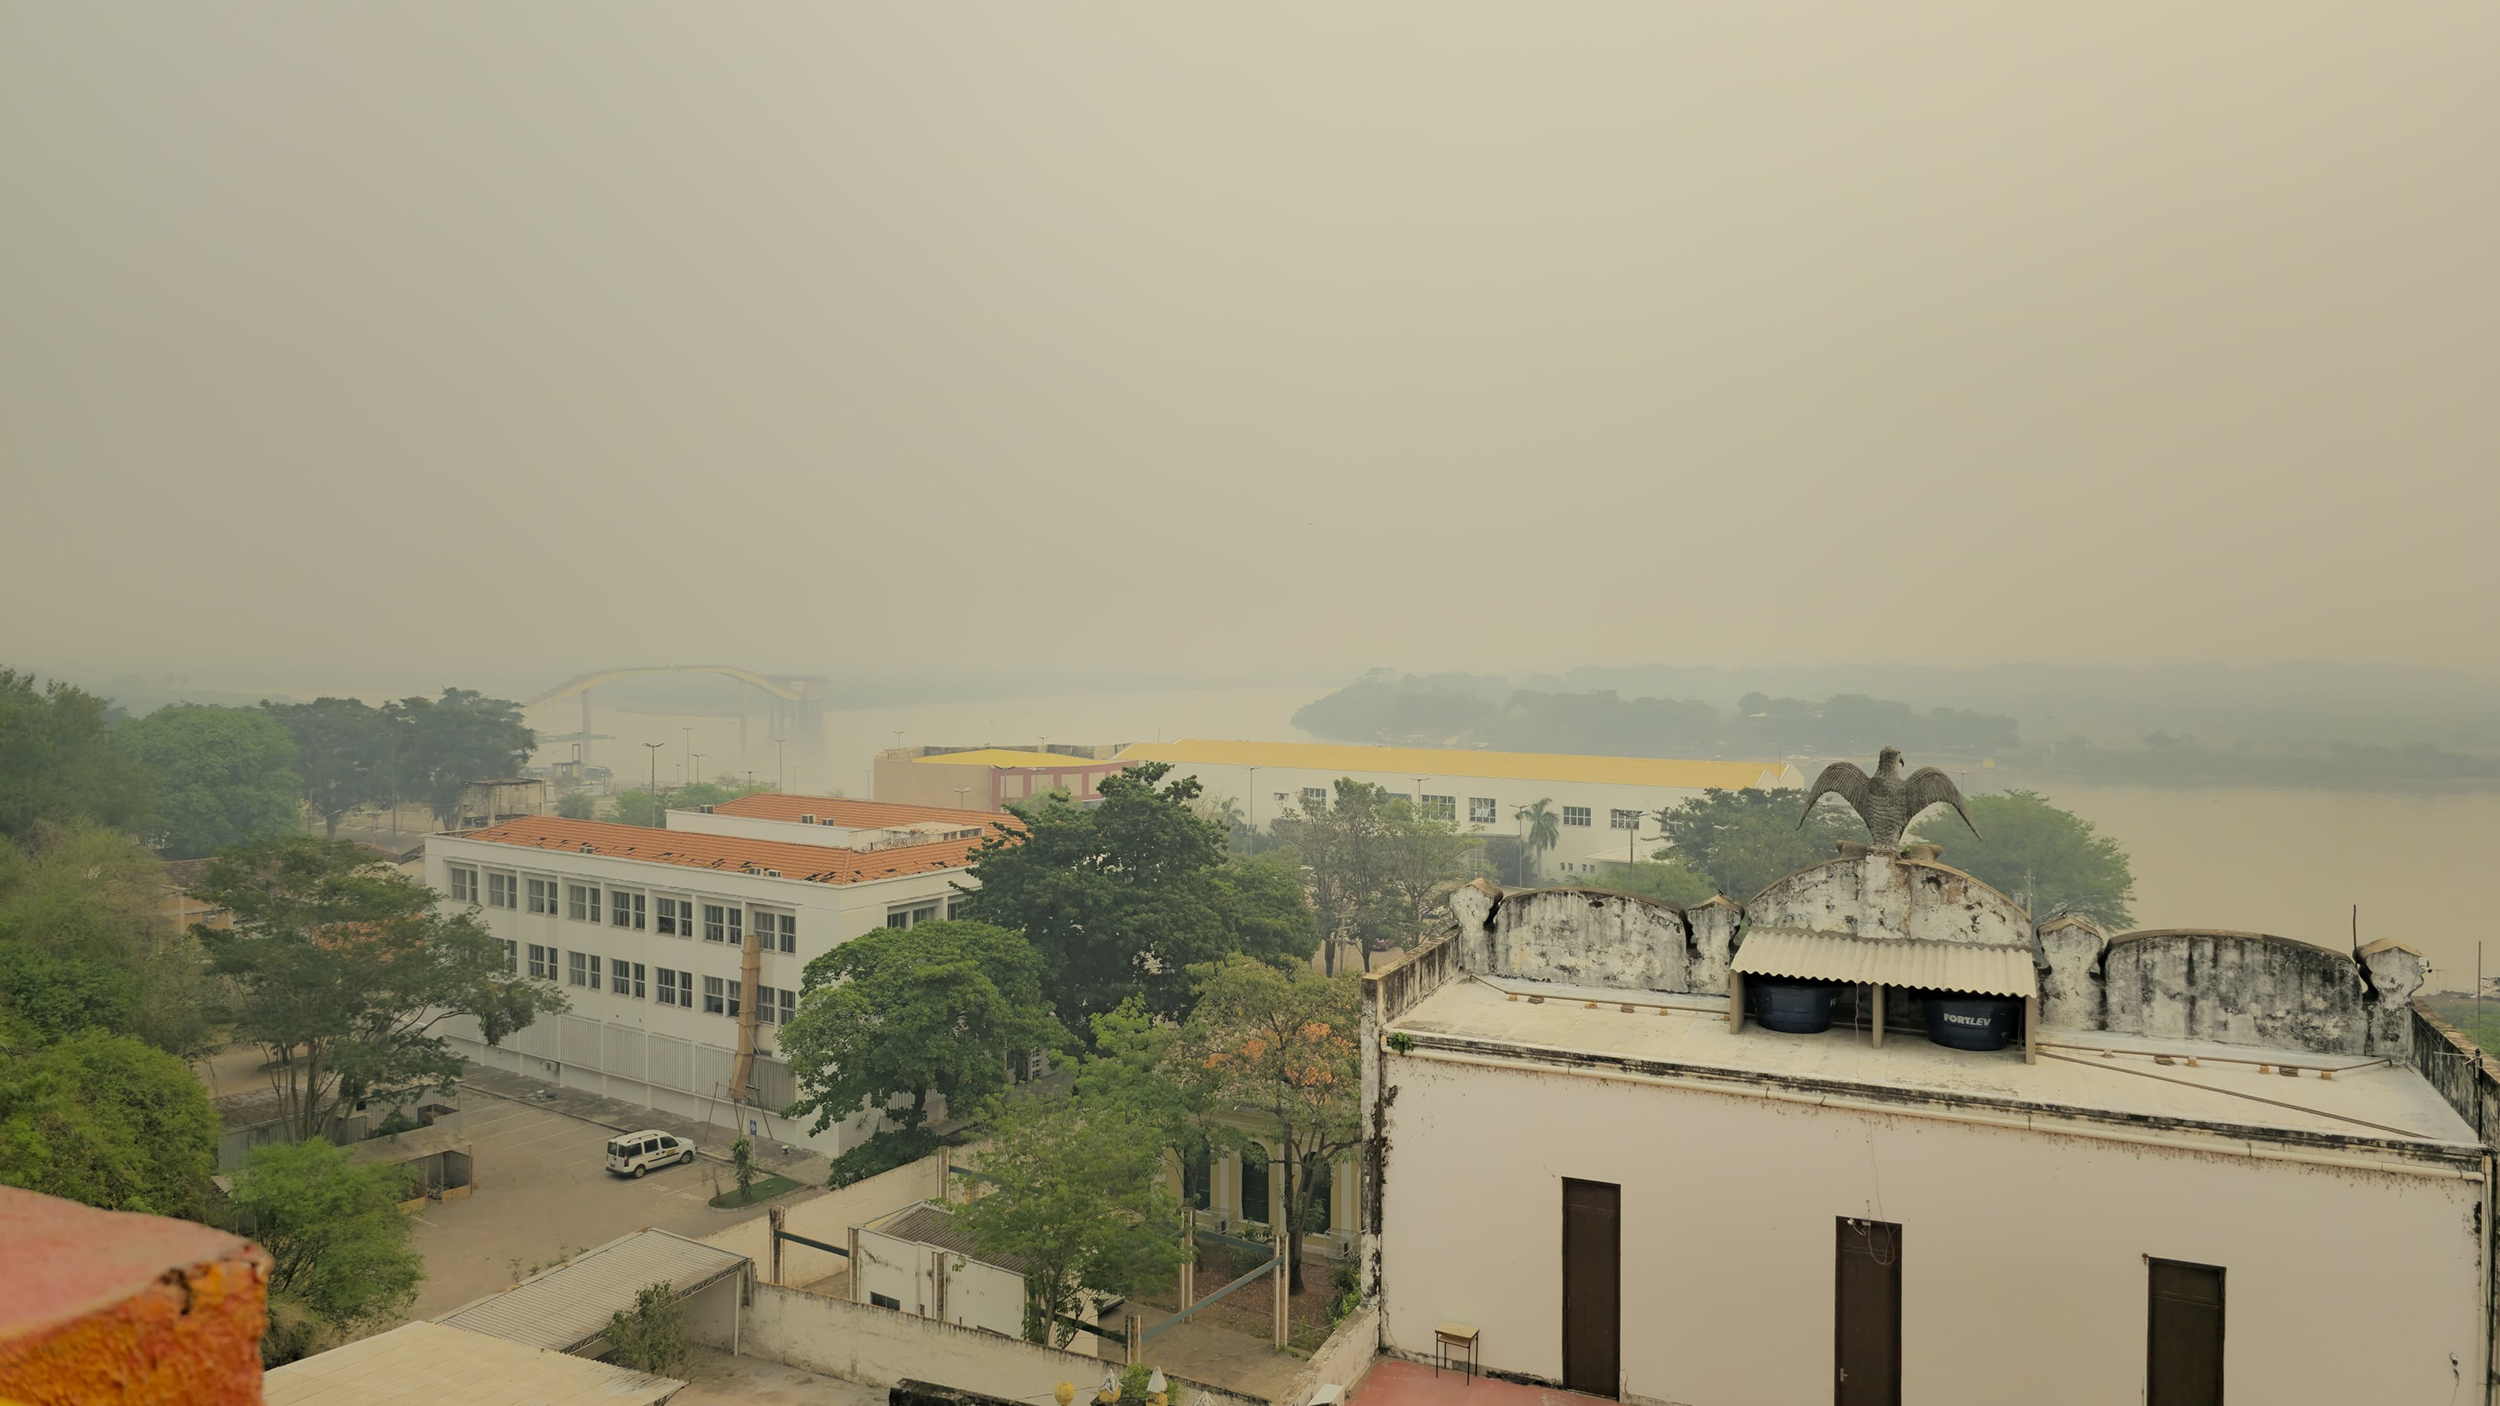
[436,1228,747,1352]
[1731,927,2037,998]
[265,1321,682,1404]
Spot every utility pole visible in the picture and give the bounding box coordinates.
[953,786,973,811]
[692,754,704,787]
[774,738,785,795]
[644,742,665,821]
[1246,767,1260,852]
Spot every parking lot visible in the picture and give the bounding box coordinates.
[406,1093,819,1319]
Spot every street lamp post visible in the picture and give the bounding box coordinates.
[693,754,704,787]
[1245,766,1260,850]
[953,786,973,812]
[643,742,665,821]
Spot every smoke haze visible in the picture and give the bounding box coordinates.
[4,3,2494,682]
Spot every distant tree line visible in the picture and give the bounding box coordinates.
[1290,670,2020,758]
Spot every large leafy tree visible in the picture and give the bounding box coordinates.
[1173,957,1363,1294]
[229,1138,424,1365]
[194,835,567,1140]
[1656,788,1856,899]
[0,821,215,1055]
[116,704,303,858]
[0,669,154,842]
[0,1029,219,1220]
[1912,789,2137,928]
[957,1088,1191,1347]
[383,689,536,829]
[1273,779,1470,973]
[780,920,1059,1140]
[959,763,1316,1040]
[262,697,392,838]
[1512,798,1562,882]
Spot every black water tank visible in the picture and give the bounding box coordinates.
[1749,977,1836,1034]
[1924,994,2018,1051]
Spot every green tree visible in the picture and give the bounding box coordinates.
[959,763,1316,1042]
[1173,957,1363,1294]
[1075,996,1211,1168]
[603,1282,689,1375]
[1657,788,1855,899]
[115,704,302,858]
[730,1136,758,1203]
[1585,857,1717,907]
[1512,798,1562,882]
[228,1138,424,1365]
[603,780,771,827]
[0,821,215,1054]
[555,790,597,820]
[0,1029,219,1220]
[957,1088,1191,1347]
[1272,780,1400,975]
[262,697,391,838]
[194,835,567,1141]
[1911,789,2137,928]
[0,669,154,843]
[782,921,1058,1141]
[383,689,535,829]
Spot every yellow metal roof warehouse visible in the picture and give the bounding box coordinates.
[1114,739,1799,791]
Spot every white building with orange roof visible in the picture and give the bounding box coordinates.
[425,793,1010,1154]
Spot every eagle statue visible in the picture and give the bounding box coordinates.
[1797,746,1981,851]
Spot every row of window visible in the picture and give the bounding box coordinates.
[1269,793,1650,831]
[511,943,800,1023]
[451,868,802,954]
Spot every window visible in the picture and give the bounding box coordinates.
[754,984,776,1023]
[1609,808,1643,831]
[1562,805,1592,827]
[447,867,477,903]
[528,943,553,979]
[500,939,517,973]
[726,907,742,944]
[884,910,908,929]
[777,987,796,1024]
[486,872,516,908]
[772,912,796,953]
[2148,1260,2224,1405]
[1421,794,1456,822]
[1300,787,1328,811]
[568,884,599,923]
[702,904,741,944]
[656,968,680,1006]
[1239,1150,1270,1224]
[612,961,645,999]
[870,1293,902,1312]
[727,980,741,1018]
[1470,797,1498,825]
[567,951,589,987]
[657,897,685,936]
[528,878,558,914]
[753,911,795,953]
[610,891,644,930]
[703,976,725,1014]
[947,897,968,921]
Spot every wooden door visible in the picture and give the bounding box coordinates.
[1834,1218,1901,1406]
[1561,1179,1621,1397]
[2147,1260,2224,1405]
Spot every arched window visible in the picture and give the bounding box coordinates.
[1239,1147,1271,1225]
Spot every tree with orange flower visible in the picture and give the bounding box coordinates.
[1175,956,1364,1294]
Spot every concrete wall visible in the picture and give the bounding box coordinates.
[1487,889,1691,993]
[707,1150,958,1289]
[1744,855,2029,946]
[716,1282,1265,1406]
[1374,1050,2487,1406]
[2101,931,2425,1058]
[855,1226,1026,1338]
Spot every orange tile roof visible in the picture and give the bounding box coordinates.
[713,793,1016,832]
[455,817,993,886]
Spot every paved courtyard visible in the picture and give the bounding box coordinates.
[405,1090,823,1319]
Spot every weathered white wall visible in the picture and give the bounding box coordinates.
[703,1151,957,1289]
[1745,855,2029,945]
[853,1226,1026,1338]
[717,1283,1266,1406]
[1490,890,1690,993]
[1376,1052,2486,1406]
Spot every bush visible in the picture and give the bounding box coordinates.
[824,1127,942,1189]
[605,1281,688,1375]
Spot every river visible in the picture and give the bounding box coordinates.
[537,686,2500,990]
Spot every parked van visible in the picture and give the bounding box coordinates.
[605,1130,694,1177]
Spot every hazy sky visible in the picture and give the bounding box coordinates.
[5,4,2494,689]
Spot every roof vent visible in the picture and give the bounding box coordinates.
[764,868,781,878]
[800,814,817,825]
[578,843,594,854]
[700,805,716,814]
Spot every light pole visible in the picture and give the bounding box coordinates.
[692,753,704,787]
[774,738,785,794]
[643,742,665,821]
[1246,766,1261,850]
[953,786,973,812]
[683,726,694,780]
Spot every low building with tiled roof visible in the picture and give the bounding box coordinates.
[423,796,1011,1158]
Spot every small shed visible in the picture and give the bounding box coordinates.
[437,1228,750,1358]
[351,1126,476,1211]
[855,1201,1033,1340]
[263,1320,683,1404]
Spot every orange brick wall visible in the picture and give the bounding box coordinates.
[0,1223,268,1406]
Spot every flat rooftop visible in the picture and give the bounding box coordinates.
[1389,974,2480,1155]
[451,815,989,885]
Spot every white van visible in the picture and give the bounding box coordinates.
[605,1130,695,1178]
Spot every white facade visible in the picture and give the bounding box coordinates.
[854,1203,1029,1337]
[427,823,977,1155]
[1116,741,1801,880]
[1375,1037,2486,1405]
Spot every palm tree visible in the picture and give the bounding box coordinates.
[1514,798,1561,883]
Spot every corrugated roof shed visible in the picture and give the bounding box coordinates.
[435,1229,746,1353]
[870,1201,1033,1277]
[264,1321,682,1405]
[1731,927,2038,997]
